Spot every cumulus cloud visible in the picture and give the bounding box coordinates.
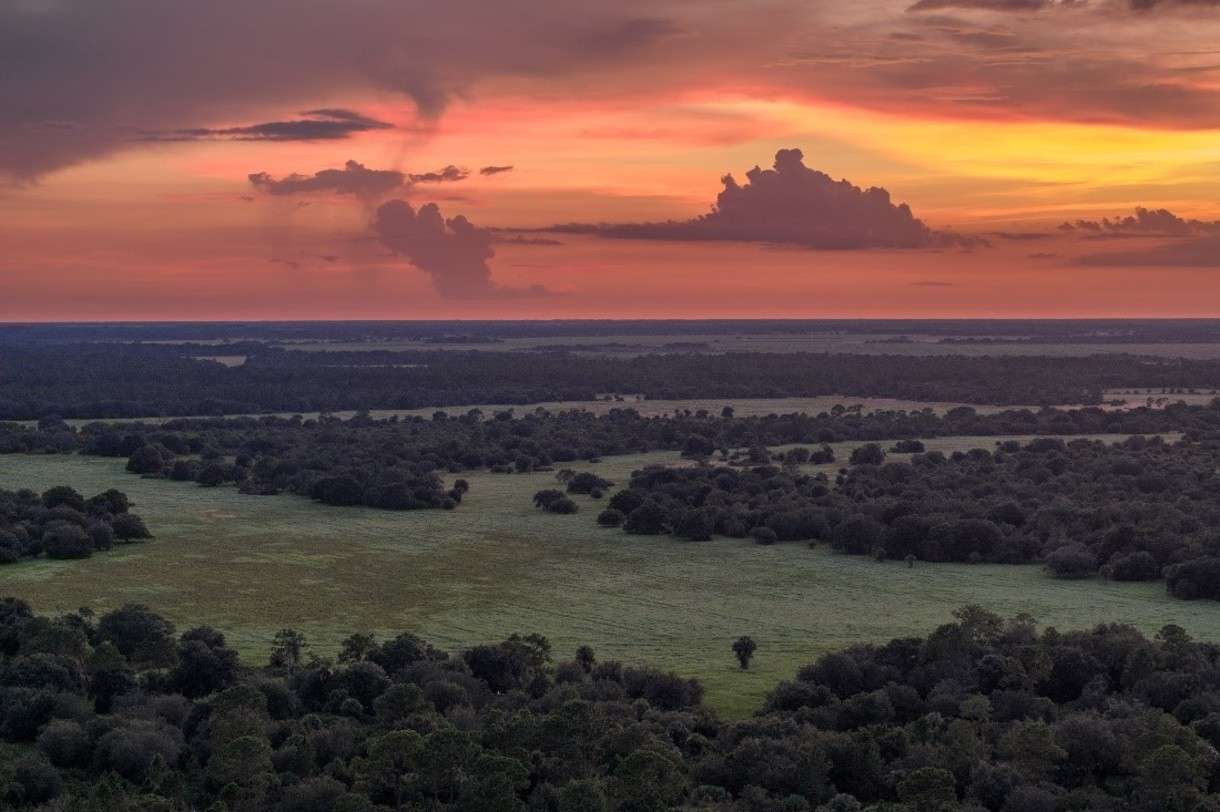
[249,160,405,199]
[1059,207,1220,237]
[480,165,515,176]
[372,200,548,298]
[551,148,982,249]
[148,109,392,142]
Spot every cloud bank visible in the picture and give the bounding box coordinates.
[372,200,547,298]
[248,160,477,200]
[552,148,981,249]
[1076,237,1220,267]
[1060,207,1220,237]
[249,160,405,199]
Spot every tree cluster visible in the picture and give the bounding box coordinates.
[0,486,150,564]
[587,433,1220,600]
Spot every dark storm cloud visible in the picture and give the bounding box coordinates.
[148,110,391,142]
[581,17,683,56]
[249,160,406,198]
[8,0,1220,185]
[0,1,700,182]
[372,200,549,298]
[551,148,984,249]
[479,165,515,176]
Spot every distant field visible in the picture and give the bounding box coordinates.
[278,332,1220,359]
[41,390,1214,429]
[0,432,1211,717]
[192,354,247,367]
[48,396,1041,428]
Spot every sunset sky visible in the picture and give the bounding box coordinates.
[6,0,1220,319]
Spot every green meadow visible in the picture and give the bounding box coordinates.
[1,433,1215,717]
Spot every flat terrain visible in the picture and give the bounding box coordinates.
[279,333,1220,359]
[36,390,1214,430]
[1,433,1214,717]
[48,396,1043,428]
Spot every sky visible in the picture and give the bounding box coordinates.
[6,0,1220,319]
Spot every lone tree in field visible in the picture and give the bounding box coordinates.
[732,635,758,670]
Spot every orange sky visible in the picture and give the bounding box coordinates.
[5,0,1220,319]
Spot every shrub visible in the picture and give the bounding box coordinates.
[1045,544,1098,579]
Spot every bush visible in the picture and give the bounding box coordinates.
[597,509,625,528]
[11,753,62,804]
[38,719,92,768]
[750,526,778,545]
[111,513,151,541]
[566,472,614,495]
[849,444,886,466]
[1107,551,1160,582]
[1045,544,1098,579]
[42,523,93,559]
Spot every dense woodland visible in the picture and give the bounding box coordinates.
[597,434,1220,592]
[6,342,1220,419]
[0,486,149,565]
[4,602,1220,810]
[572,433,1220,599]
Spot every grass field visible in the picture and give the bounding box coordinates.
[1,433,1214,717]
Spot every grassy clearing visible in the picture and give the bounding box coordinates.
[0,433,1213,717]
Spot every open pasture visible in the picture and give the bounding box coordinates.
[0,433,1211,717]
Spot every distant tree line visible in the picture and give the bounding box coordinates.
[8,342,1220,419]
[0,486,150,564]
[3,600,1220,809]
[5,317,1220,346]
[4,401,1220,512]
